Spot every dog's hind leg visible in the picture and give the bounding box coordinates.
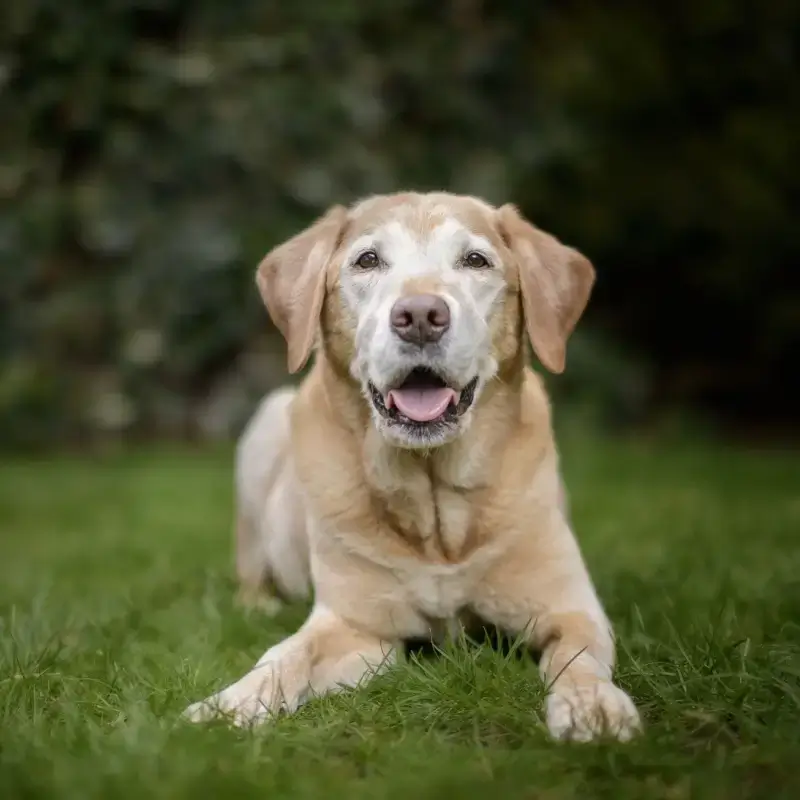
[234,512,283,616]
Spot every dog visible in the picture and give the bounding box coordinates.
[184,192,641,742]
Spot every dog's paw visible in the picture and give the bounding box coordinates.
[236,586,284,617]
[546,680,641,742]
[182,696,269,728]
[182,666,289,728]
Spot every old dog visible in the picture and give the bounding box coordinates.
[184,192,641,742]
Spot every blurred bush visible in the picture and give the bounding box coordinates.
[1,0,797,448]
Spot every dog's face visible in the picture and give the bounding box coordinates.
[257,192,595,450]
[336,194,513,448]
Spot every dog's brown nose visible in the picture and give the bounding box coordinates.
[390,294,451,345]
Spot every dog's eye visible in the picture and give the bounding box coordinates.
[464,251,490,269]
[355,250,380,269]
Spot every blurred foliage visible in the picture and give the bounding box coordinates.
[1,0,797,449]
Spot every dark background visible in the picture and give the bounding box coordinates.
[2,0,798,450]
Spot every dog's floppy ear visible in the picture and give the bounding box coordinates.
[256,205,348,374]
[497,204,595,374]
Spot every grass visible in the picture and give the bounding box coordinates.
[0,432,799,799]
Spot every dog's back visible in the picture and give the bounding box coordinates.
[234,387,311,610]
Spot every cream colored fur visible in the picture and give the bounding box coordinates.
[184,192,641,742]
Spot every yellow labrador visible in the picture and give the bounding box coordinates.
[184,192,641,742]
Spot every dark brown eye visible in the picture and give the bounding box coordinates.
[464,251,490,269]
[355,250,380,269]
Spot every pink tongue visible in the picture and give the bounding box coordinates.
[388,387,457,422]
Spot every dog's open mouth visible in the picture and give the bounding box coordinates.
[369,368,478,426]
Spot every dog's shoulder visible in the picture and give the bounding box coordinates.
[474,367,561,517]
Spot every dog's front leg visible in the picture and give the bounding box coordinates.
[183,604,397,727]
[472,515,641,742]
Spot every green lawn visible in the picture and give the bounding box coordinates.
[1,434,799,799]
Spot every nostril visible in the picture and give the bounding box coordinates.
[391,306,413,329]
[428,298,451,330]
[428,308,447,328]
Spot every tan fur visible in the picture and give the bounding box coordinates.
[256,205,348,374]
[497,204,596,374]
[401,276,445,296]
[185,192,641,742]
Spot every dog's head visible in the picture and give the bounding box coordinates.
[257,192,594,449]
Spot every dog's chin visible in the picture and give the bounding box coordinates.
[372,412,469,450]
[365,367,479,451]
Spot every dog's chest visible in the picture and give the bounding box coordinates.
[382,478,475,564]
[383,482,495,625]
[402,559,479,623]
